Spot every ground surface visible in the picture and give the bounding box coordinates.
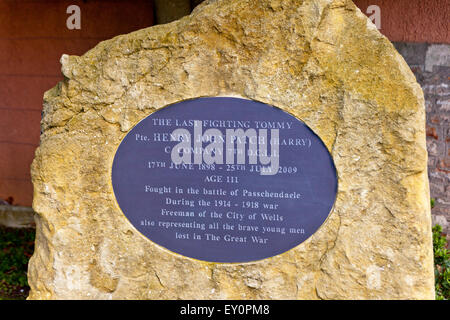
[0,226,35,300]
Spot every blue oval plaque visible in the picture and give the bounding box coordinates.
[112,97,337,262]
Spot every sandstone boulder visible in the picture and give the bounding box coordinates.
[28,0,434,299]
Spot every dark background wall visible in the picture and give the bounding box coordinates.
[0,0,154,206]
[354,0,449,43]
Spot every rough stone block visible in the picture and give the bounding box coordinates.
[28,0,434,300]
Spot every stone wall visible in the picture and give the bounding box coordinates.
[394,43,450,239]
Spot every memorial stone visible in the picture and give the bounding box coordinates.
[28,0,435,299]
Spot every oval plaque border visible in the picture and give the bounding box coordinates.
[109,96,338,263]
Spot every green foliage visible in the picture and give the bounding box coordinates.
[433,224,450,300]
[0,226,35,300]
[431,198,436,209]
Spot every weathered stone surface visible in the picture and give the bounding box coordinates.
[28,0,434,299]
[394,42,450,240]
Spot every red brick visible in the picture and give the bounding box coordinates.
[431,117,440,124]
[426,126,439,139]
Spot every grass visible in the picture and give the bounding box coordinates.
[433,224,450,300]
[0,226,35,300]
